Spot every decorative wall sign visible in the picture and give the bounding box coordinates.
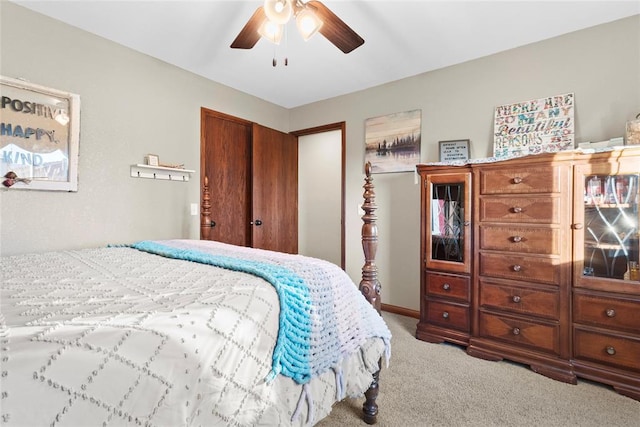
[439,139,470,162]
[145,154,160,166]
[493,93,574,158]
[365,109,421,173]
[0,76,80,191]
[626,113,640,145]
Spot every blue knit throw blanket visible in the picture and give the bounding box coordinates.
[131,240,313,383]
[130,240,391,390]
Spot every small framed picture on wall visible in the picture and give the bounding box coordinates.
[439,139,470,162]
[145,154,160,166]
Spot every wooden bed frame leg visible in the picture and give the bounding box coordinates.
[359,162,382,424]
[363,361,381,424]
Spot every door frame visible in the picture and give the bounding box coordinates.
[291,122,346,269]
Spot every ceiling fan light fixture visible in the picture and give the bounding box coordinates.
[296,8,323,41]
[264,0,293,25]
[231,0,364,54]
[258,20,284,44]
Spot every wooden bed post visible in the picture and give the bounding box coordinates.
[201,175,212,240]
[360,162,381,311]
[359,161,381,424]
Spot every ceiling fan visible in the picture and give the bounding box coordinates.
[231,0,365,54]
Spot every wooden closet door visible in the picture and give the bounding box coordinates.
[252,123,298,254]
[201,109,252,246]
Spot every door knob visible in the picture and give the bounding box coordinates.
[252,219,263,226]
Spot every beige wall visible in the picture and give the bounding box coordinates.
[2,2,638,312]
[289,15,640,311]
[0,2,289,255]
[298,130,342,266]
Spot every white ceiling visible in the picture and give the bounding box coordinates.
[11,0,640,108]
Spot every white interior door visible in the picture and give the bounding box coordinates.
[298,130,342,266]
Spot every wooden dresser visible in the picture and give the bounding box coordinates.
[416,147,640,400]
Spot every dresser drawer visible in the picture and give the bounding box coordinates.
[425,300,470,332]
[479,196,560,224]
[573,293,640,332]
[479,225,560,255]
[425,272,470,302]
[479,253,560,285]
[480,281,559,320]
[479,166,560,194]
[478,312,560,355]
[574,327,640,372]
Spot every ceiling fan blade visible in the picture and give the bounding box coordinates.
[230,6,266,49]
[308,1,364,53]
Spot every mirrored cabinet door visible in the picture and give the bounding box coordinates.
[424,171,472,274]
[575,161,640,289]
[431,182,465,262]
[582,173,639,281]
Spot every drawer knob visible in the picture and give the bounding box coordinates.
[605,309,616,318]
[442,283,451,291]
[605,346,616,356]
[511,236,523,243]
[511,207,523,213]
[512,177,523,184]
[512,327,521,335]
[512,264,522,272]
[512,295,521,303]
[442,311,449,319]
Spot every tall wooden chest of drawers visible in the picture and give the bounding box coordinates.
[467,158,575,383]
[416,147,640,401]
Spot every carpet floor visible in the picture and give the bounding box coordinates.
[317,312,639,426]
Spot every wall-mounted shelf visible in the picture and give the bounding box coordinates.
[130,164,194,181]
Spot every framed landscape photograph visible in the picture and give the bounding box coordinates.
[365,109,421,173]
[0,76,80,191]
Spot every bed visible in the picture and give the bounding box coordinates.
[0,164,390,426]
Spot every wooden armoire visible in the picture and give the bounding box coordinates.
[417,147,640,401]
[200,108,298,254]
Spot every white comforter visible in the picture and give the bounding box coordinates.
[0,241,388,426]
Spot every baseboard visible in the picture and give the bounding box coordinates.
[381,303,419,319]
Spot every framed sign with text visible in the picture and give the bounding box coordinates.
[1,76,80,191]
[439,139,470,162]
[493,93,574,159]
